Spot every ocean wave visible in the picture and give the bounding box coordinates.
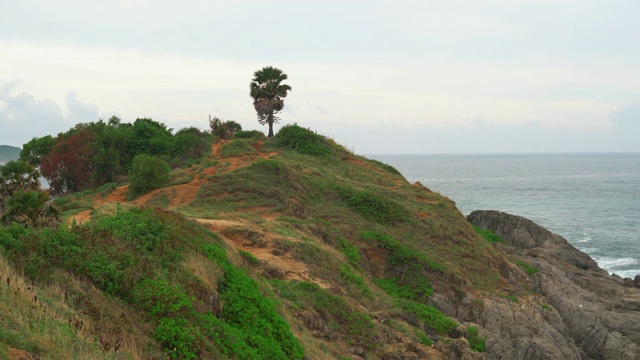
[579,247,598,254]
[594,257,639,268]
[612,269,640,279]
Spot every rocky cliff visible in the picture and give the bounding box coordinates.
[467,210,640,360]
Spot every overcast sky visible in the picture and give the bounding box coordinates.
[1,1,639,153]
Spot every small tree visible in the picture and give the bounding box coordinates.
[249,66,292,137]
[40,127,95,194]
[209,115,242,139]
[2,190,59,227]
[128,154,170,199]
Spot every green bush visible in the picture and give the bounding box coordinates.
[472,225,503,243]
[466,326,485,352]
[516,260,539,276]
[234,130,266,140]
[128,154,170,199]
[396,299,457,335]
[364,157,402,175]
[417,332,433,347]
[271,280,375,346]
[339,264,370,296]
[362,231,442,301]
[276,124,332,157]
[342,189,410,225]
[337,238,360,267]
[220,139,256,158]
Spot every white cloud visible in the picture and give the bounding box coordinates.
[1,1,639,152]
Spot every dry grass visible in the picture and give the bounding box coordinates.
[0,254,117,359]
[182,252,224,294]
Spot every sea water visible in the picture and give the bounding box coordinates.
[370,153,640,279]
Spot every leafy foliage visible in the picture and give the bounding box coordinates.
[209,116,242,140]
[220,139,256,158]
[364,157,402,175]
[276,124,332,157]
[516,260,540,276]
[128,118,173,158]
[466,326,485,352]
[19,136,55,167]
[40,126,95,194]
[234,130,266,139]
[128,155,171,199]
[343,189,411,225]
[0,208,304,358]
[250,66,292,137]
[271,280,375,346]
[170,127,211,165]
[473,225,503,243]
[362,231,442,301]
[396,299,457,335]
[337,237,360,267]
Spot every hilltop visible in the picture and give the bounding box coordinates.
[1,124,639,359]
[0,145,20,163]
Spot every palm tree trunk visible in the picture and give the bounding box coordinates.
[267,112,274,137]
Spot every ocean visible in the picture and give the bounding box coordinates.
[370,153,640,279]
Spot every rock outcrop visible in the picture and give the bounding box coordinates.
[467,210,640,360]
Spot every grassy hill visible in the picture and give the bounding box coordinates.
[0,145,20,164]
[0,126,521,359]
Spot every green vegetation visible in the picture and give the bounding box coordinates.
[473,225,503,243]
[364,157,402,175]
[342,189,411,225]
[516,260,540,276]
[498,293,518,302]
[1,117,522,358]
[250,66,292,137]
[128,154,171,199]
[220,139,257,158]
[271,280,375,347]
[209,116,242,140]
[538,302,553,311]
[234,130,266,139]
[337,237,360,267]
[0,208,303,359]
[276,124,332,157]
[396,299,457,335]
[466,326,485,352]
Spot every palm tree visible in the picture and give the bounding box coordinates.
[250,66,292,137]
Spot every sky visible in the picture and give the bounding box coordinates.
[1,0,639,153]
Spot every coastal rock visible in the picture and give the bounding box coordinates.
[468,210,640,360]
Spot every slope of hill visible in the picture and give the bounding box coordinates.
[2,125,637,359]
[0,145,20,163]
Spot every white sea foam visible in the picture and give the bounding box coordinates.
[579,247,598,254]
[613,269,640,279]
[594,257,639,269]
[577,236,591,243]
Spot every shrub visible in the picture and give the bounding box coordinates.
[364,157,402,175]
[128,154,170,199]
[337,238,360,267]
[271,280,375,346]
[472,225,503,243]
[516,260,539,276]
[362,231,441,301]
[276,124,332,157]
[342,189,410,225]
[339,264,370,296]
[234,130,266,140]
[466,326,485,352]
[220,139,256,158]
[396,299,457,335]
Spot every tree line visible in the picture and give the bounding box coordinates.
[0,65,292,227]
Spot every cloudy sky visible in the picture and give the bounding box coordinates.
[1,1,639,153]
